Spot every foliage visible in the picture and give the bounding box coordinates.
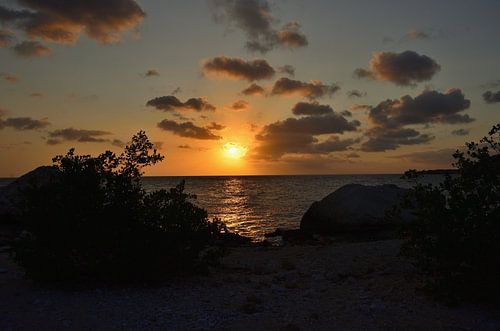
[401,124,500,301]
[12,131,226,282]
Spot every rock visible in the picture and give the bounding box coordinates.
[0,166,60,220]
[300,184,412,234]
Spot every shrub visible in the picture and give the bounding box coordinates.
[12,131,226,282]
[401,124,500,301]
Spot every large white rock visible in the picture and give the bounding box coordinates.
[0,166,59,219]
[300,184,412,233]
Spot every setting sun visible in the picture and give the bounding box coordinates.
[223,142,248,159]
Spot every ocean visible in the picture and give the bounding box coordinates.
[1,174,430,240]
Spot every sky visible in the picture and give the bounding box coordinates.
[0,0,499,177]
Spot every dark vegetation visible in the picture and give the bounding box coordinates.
[401,124,500,302]
[12,131,230,282]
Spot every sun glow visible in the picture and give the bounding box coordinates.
[223,142,248,159]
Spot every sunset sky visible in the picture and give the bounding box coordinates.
[1,0,499,177]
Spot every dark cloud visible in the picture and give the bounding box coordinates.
[253,112,360,159]
[291,101,333,116]
[144,69,159,77]
[157,120,222,140]
[354,50,441,86]
[0,29,14,47]
[0,0,145,45]
[209,0,308,53]
[362,89,472,152]
[203,56,275,81]
[277,64,295,77]
[451,128,469,136]
[47,128,111,144]
[368,89,472,129]
[227,99,249,111]
[340,110,352,117]
[0,73,19,83]
[146,96,216,112]
[29,92,44,98]
[0,116,50,130]
[346,89,366,98]
[483,90,500,104]
[271,78,340,100]
[178,144,191,149]
[206,122,226,130]
[313,136,361,154]
[12,40,52,57]
[362,127,434,152]
[241,83,265,96]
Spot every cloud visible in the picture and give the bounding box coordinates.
[0,29,14,47]
[241,83,265,96]
[178,144,191,149]
[47,128,112,144]
[362,88,472,152]
[144,69,159,77]
[346,89,366,98]
[354,50,441,86]
[0,0,145,45]
[0,116,50,130]
[12,41,52,57]
[271,77,340,100]
[346,152,360,158]
[483,90,500,104]
[396,148,456,167]
[226,99,250,111]
[451,128,469,136]
[110,139,126,148]
[157,119,222,140]
[349,104,371,112]
[362,127,434,152]
[340,110,352,117]
[481,80,500,89]
[29,92,44,98]
[206,122,226,130]
[277,64,295,77]
[291,101,333,116]
[368,89,472,129]
[0,73,19,83]
[146,96,216,112]
[202,56,275,81]
[209,0,308,53]
[403,29,431,41]
[253,112,360,159]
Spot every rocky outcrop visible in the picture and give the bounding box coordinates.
[0,166,59,220]
[300,184,412,234]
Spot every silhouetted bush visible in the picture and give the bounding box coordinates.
[12,131,226,282]
[401,124,500,301]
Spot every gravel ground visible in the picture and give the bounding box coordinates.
[1,239,499,330]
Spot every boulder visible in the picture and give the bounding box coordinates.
[300,184,412,234]
[0,166,60,220]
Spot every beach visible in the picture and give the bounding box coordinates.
[1,236,499,330]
